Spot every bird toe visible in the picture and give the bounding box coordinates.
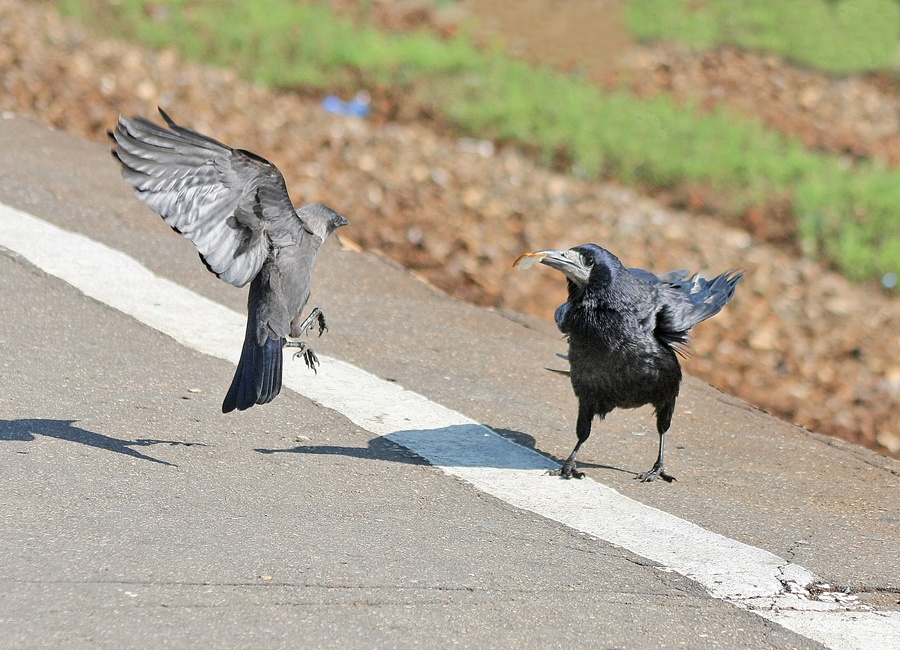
[636,468,677,483]
[546,466,585,480]
[302,348,319,373]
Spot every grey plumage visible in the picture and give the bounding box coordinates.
[536,243,742,482]
[110,108,348,412]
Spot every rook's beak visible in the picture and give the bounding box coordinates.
[536,249,591,288]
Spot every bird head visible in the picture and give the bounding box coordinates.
[536,244,622,290]
[298,203,349,240]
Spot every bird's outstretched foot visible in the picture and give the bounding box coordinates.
[546,462,585,480]
[636,465,677,483]
[293,308,328,338]
[285,341,320,374]
[313,310,327,337]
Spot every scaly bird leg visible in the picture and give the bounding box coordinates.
[636,430,677,483]
[284,308,328,374]
[292,307,328,338]
[546,403,593,479]
[547,441,586,479]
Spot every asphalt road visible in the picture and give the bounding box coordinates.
[0,114,897,649]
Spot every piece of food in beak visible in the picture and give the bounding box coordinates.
[513,251,547,270]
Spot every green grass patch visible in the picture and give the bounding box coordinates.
[626,0,900,74]
[57,0,900,285]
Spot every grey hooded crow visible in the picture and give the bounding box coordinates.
[111,108,348,413]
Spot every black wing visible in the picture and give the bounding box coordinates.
[111,108,297,287]
[629,267,743,348]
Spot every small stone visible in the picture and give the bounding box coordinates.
[876,430,900,454]
[367,184,383,206]
[357,153,377,172]
[136,79,156,101]
[462,187,485,209]
[825,296,856,316]
[749,326,779,351]
[430,168,450,188]
[547,176,568,199]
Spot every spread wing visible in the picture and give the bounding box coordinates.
[110,108,297,287]
[629,267,743,349]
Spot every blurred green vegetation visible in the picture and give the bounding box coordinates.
[626,0,900,74]
[58,0,900,285]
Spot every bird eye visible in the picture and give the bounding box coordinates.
[584,257,594,268]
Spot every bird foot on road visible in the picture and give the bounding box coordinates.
[546,465,585,480]
[285,341,320,373]
[635,467,677,483]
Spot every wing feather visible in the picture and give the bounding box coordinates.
[110,109,297,287]
[658,271,743,344]
[628,267,743,350]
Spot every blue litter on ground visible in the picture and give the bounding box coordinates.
[322,91,370,117]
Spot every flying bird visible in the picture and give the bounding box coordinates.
[111,108,348,413]
[516,245,742,482]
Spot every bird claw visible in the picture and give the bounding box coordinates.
[635,467,677,483]
[287,342,320,374]
[297,348,319,373]
[315,311,328,337]
[293,308,328,338]
[546,464,585,480]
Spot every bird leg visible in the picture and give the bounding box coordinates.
[284,340,320,374]
[547,404,593,479]
[292,307,327,338]
[638,403,677,482]
[548,442,586,479]
[284,308,327,374]
[636,430,677,483]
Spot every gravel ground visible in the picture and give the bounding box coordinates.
[613,42,900,166]
[2,0,898,457]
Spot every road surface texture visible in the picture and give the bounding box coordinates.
[0,115,897,649]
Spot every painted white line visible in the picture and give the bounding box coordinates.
[1,202,897,649]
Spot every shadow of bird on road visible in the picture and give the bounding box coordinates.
[256,424,633,476]
[0,418,205,466]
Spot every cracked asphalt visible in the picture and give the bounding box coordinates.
[0,115,897,648]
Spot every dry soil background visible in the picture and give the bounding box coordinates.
[1,0,898,457]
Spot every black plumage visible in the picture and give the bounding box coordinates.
[110,108,348,412]
[536,244,742,481]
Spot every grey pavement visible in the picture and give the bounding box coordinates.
[0,114,897,649]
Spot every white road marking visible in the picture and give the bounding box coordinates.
[1,202,897,649]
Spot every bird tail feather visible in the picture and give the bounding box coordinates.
[222,335,284,413]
